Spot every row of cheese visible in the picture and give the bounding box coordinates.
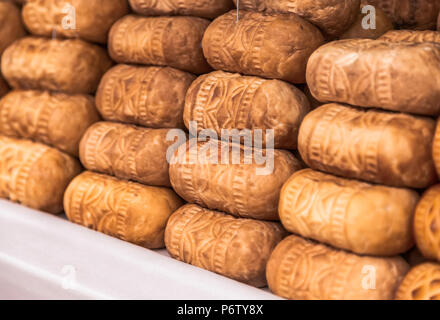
[2,131,440,299]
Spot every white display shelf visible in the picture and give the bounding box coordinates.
[0,200,280,300]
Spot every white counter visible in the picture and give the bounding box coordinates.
[0,200,280,300]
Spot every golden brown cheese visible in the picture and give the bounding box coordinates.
[0,90,100,156]
[165,204,287,287]
[234,0,360,38]
[1,37,113,94]
[202,10,324,84]
[379,30,440,43]
[0,136,82,214]
[306,39,440,116]
[80,122,175,187]
[96,64,195,129]
[266,234,410,300]
[184,71,310,150]
[169,139,302,220]
[395,263,440,300]
[129,0,234,19]
[22,0,129,43]
[298,104,437,188]
[0,1,26,55]
[64,171,183,249]
[108,15,211,74]
[414,185,440,262]
[361,0,440,30]
[279,169,418,256]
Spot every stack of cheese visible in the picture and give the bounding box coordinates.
[268,26,440,302]
[163,0,401,290]
[1,0,439,301]
[163,1,327,288]
[61,0,236,250]
[164,0,399,291]
[0,0,122,213]
[378,29,440,300]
